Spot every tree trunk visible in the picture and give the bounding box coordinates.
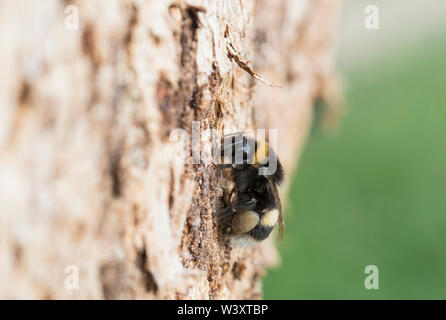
[0,0,341,299]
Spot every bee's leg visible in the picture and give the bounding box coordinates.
[218,195,256,222]
[218,207,234,221]
[230,194,256,212]
[231,211,259,235]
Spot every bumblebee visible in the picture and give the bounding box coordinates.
[219,132,285,246]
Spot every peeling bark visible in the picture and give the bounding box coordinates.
[0,0,342,299]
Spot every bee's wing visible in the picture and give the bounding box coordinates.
[266,176,285,241]
[222,131,246,140]
[221,132,258,167]
[220,132,244,162]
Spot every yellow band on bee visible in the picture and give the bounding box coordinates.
[254,140,269,167]
[232,211,259,235]
[261,209,279,227]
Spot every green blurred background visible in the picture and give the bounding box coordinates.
[263,1,446,299]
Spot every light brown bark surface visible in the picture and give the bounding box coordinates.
[0,0,341,299]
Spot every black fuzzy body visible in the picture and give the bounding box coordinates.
[220,134,284,242]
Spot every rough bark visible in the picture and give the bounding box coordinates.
[0,0,341,299]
